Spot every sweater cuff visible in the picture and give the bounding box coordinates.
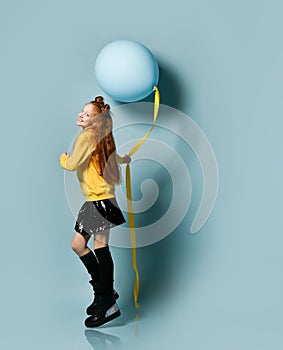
[60,154,69,169]
[116,154,124,164]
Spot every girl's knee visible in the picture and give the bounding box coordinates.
[71,233,87,255]
[71,240,80,253]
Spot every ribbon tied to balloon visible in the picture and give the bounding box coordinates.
[95,40,160,309]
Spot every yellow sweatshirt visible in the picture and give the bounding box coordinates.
[60,129,123,201]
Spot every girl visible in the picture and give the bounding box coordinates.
[60,96,131,328]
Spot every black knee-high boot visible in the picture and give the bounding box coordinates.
[79,250,100,282]
[80,251,101,313]
[84,246,121,327]
[81,248,119,315]
[94,246,114,296]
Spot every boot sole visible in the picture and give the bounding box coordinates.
[85,310,121,328]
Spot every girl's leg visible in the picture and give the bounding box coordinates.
[71,232,91,256]
[72,232,100,283]
[94,229,114,296]
[85,229,121,327]
[94,229,110,250]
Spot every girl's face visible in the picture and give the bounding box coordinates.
[77,104,99,128]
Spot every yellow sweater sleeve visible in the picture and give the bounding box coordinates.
[116,154,124,164]
[60,132,95,171]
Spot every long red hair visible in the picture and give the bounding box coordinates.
[87,96,120,185]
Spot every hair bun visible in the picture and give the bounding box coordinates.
[94,96,104,104]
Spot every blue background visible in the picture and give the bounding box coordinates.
[1,0,282,349]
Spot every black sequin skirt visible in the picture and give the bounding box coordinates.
[74,197,126,236]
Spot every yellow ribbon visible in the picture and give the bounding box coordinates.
[125,85,160,309]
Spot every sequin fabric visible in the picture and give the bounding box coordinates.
[75,198,126,236]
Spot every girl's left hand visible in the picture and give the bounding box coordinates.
[123,155,131,164]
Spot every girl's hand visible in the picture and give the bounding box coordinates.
[60,152,69,159]
[123,155,131,164]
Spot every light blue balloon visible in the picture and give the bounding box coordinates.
[94,40,159,102]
